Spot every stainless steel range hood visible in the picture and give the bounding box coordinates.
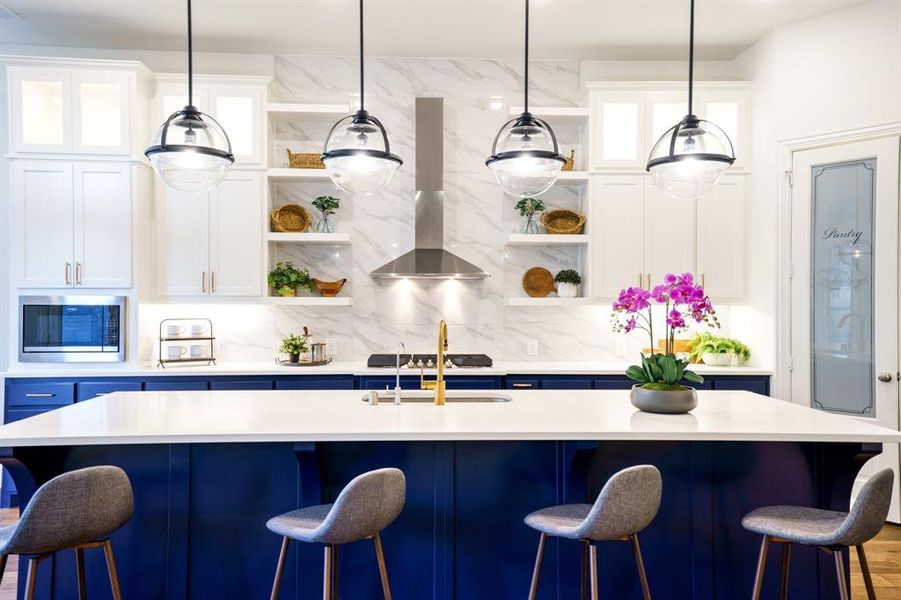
[370,98,489,280]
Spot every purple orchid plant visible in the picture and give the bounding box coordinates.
[611,273,720,390]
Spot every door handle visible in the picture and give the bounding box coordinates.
[637,272,642,287]
[512,383,533,388]
[877,372,894,383]
[25,393,55,398]
[700,273,706,289]
[75,262,82,285]
[65,262,71,285]
[201,271,207,293]
[646,273,651,289]
[211,271,216,293]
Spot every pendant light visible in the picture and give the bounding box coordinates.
[486,0,566,198]
[646,0,735,200]
[322,0,402,196]
[145,0,234,193]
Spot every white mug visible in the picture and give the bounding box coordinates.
[167,325,186,338]
[167,346,187,359]
[190,324,206,337]
[189,344,207,358]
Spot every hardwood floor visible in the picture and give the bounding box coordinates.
[0,508,897,598]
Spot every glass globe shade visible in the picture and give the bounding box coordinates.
[486,115,565,198]
[145,107,234,193]
[322,112,402,195]
[647,116,735,200]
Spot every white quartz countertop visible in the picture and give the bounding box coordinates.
[1,361,772,378]
[0,389,893,447]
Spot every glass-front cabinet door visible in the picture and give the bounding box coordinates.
[72,70,131,155]
[589,91,646,170]
[8,67,73,154]
[208,84,263,166]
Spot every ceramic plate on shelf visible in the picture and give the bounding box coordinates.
[522,267,555,298]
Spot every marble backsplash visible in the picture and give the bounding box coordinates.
[139,55,736,364]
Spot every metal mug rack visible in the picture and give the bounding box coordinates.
[158,318,216,368]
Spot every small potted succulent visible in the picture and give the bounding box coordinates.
[312,195,341,234]
[515,197,546,234]
[611,273,720,414]
[688,332,751,366]
[279,334,309,364]
[554,269,582,298]
[267,262,315,297]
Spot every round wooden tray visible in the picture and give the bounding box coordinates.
[277,358,333,367]
[522,267,555,298]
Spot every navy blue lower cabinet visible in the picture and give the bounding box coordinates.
[540,376,594,389]
[506,377,539,389]
[358,376,501,391]
[77,380,143,401]
[275,376,355,390]
[143,380,210,392]
[710,377,770,396]
[210,379,275,391]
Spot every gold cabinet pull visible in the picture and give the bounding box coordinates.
[65,262,71,286]
[75,262,82,285]
[700,273,706,289]
[646,273,651,289]
[637,272,643,287]
[201,271,207,293]
[211,271,216,293]
[512,383,533,388]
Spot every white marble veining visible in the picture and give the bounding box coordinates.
[138,55,742,366]
[0,390,894,447]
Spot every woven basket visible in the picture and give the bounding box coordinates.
[270,204,311,233]
[541,209,585,234]
[286,149,325,169]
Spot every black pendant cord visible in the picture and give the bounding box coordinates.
[523,0,529,114]
[359,0,365,112]
[187,0,193,107]
[687,0,694,116]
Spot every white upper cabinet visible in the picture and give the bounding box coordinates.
[209,172,262,296]
[643,183,697,281]
[6,60,148,158]
[586,82,751,172]
[157,187,211,297]
[592,175,646,297]
[696,175,747,299]
[11,160,132,288]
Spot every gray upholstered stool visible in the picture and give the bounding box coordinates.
[0,465,134,600]
[742,467,893,600]
[524,465,662,600]
[266,467,406,600]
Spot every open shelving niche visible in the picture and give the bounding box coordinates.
[503,107,595,306]
[264,102,355,306]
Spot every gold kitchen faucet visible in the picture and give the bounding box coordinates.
[420,319,448,405]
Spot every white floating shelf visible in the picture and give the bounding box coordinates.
[266,232,351,244]
[556,171,591,184]
[506,234,589,246]
[506,297,592,307]
[265,296,353,306]
[266,168,331,182]
[266,103,349,124]
[509,106,590,125]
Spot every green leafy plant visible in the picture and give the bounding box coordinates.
[279,334,309,357]
[267,262,315,297]
[312,195,341,216]
[554,269,582,285]
[515,197,546,217]
[687,332,751,363]
[625,353,703,391]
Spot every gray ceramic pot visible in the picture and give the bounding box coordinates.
[630,384,698,414]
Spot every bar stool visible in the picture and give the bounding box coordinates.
[524,464,662,600]
[267,467,406,600]
[742,468,893,600]
[0,465,134,600]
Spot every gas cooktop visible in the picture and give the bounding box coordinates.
[367,353,493,369]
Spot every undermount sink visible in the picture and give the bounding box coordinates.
[361,391,513,404]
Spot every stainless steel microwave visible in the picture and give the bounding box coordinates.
[19,296,126,363]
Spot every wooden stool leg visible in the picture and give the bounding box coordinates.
[834,548,850,600]
[76,547,88,600]
[580,540,589,600]
[751,535,770,600]
[527,533,547,600]
[0,554,8,589]
[631,534,652,600]
[102,540,123,600]
[373,533,392,600]
[323,545,333,600]
[857,544,877,600]
[270,537,290,600]
[779,542,792,600]
[24,554,48,600]
[589,543,599,600]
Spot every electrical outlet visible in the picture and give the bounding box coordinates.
[326,338,338,358]
[526,339,539,356]
[615,340,627,357]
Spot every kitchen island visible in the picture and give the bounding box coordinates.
[0,389,895,599]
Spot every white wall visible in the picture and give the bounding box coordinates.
[732,0,901,392]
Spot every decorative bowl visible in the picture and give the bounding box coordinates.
[314,278,347,297]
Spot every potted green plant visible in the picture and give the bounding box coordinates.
[611,273,720,414]
[279,334,309,363]
[687,332,751,366]
[312,195,341,233]
[554,269,582,298]
[515,197,546,234]
[267,262,315,297]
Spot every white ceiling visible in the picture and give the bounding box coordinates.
[0,0,866,60]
